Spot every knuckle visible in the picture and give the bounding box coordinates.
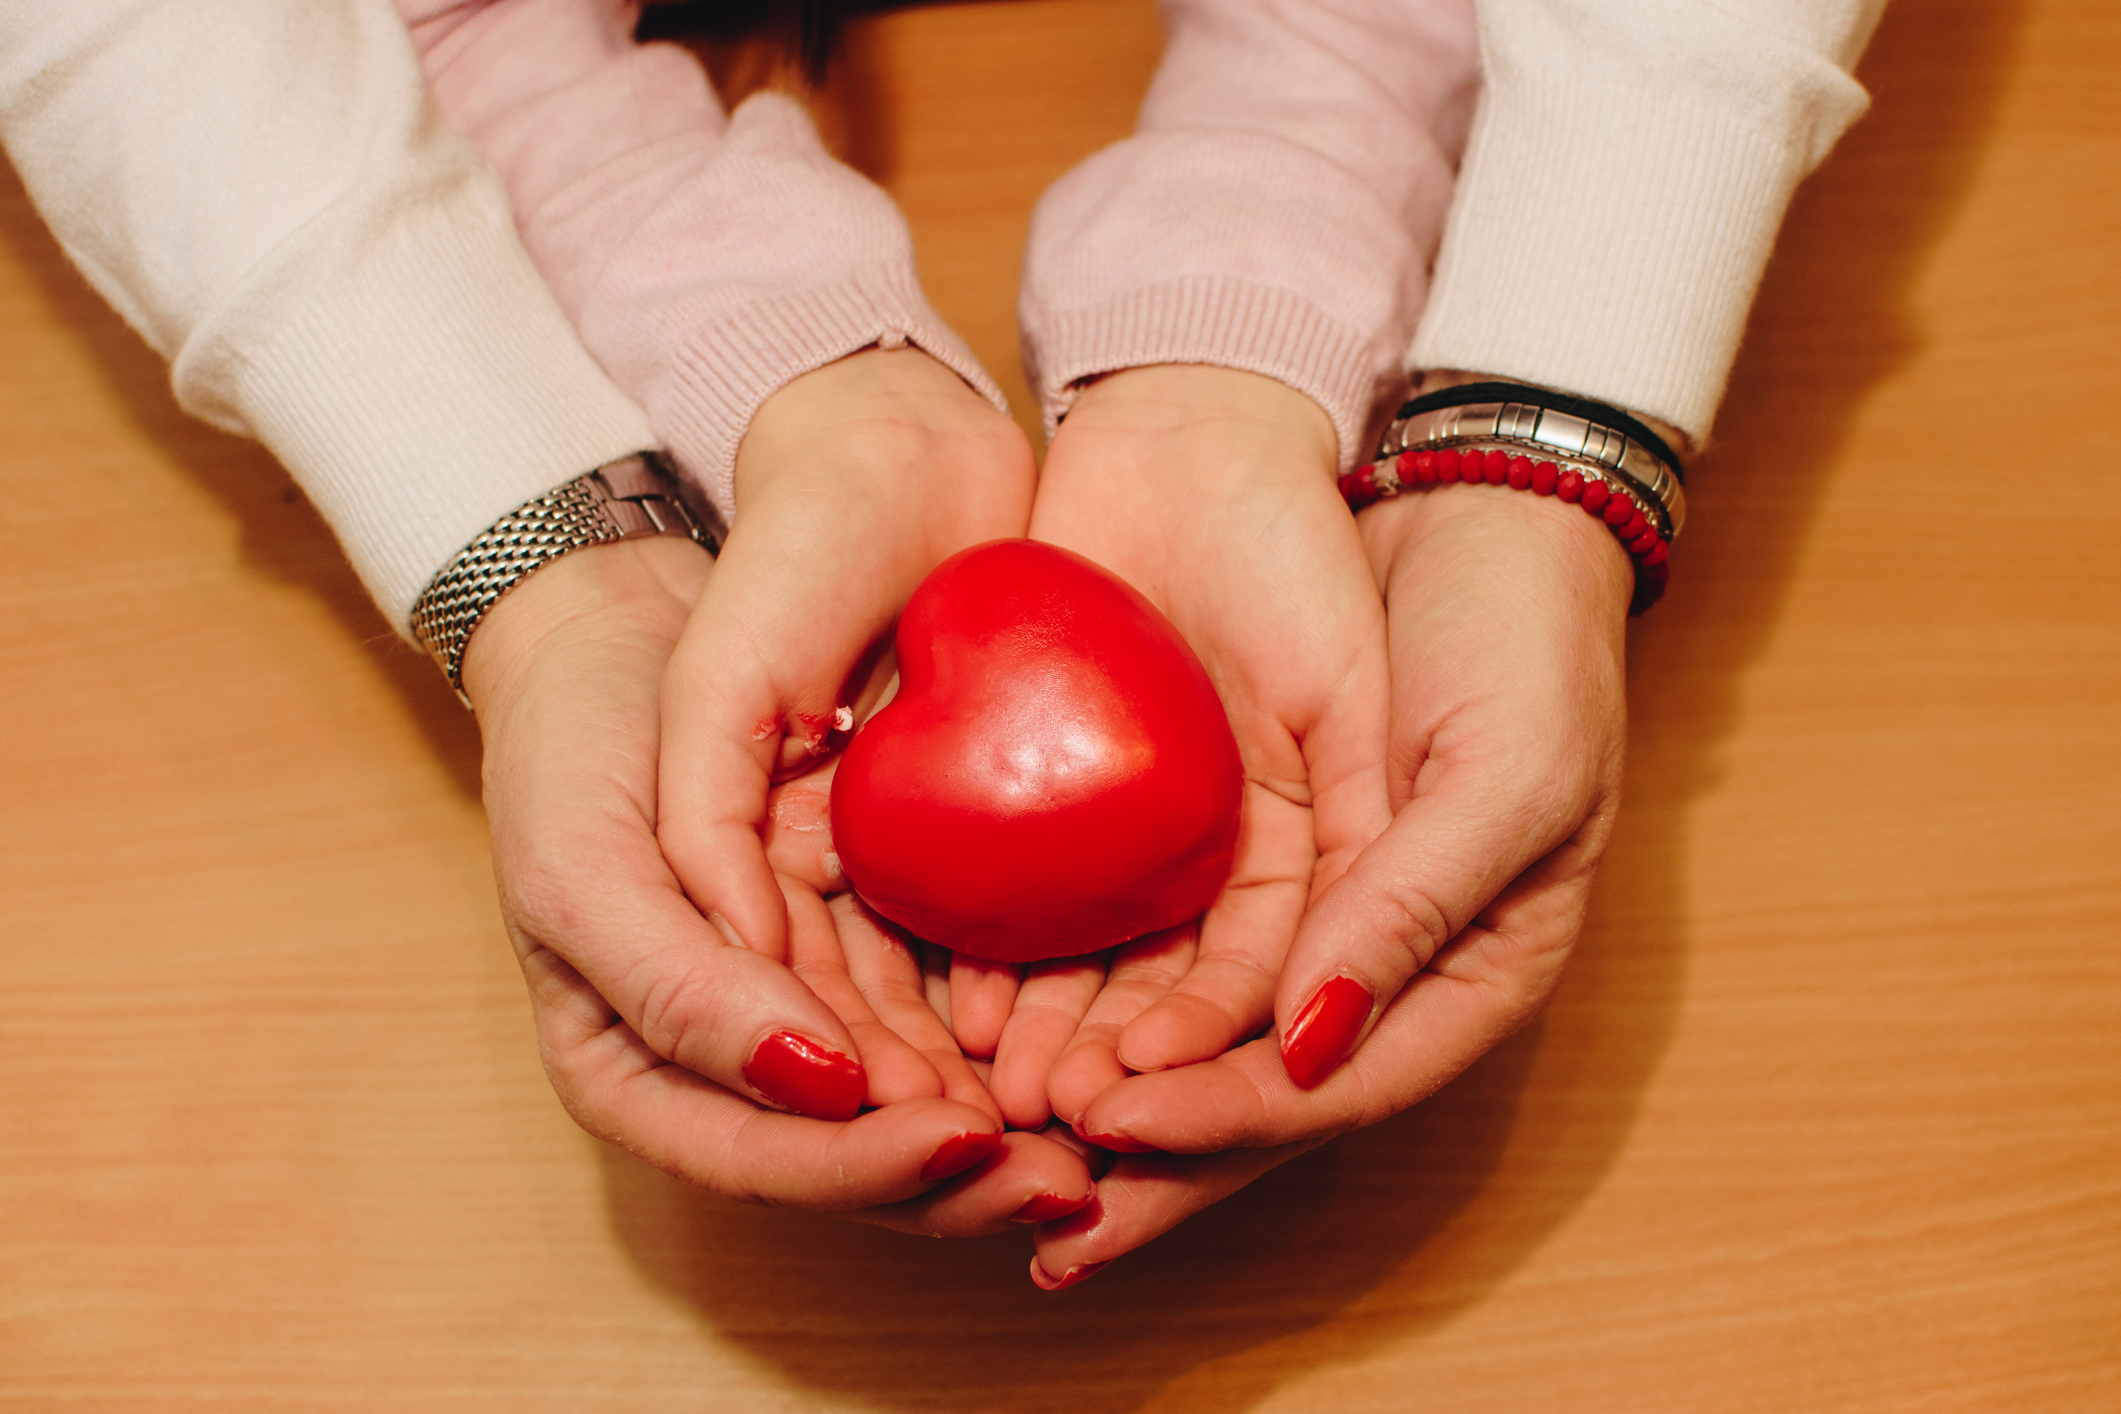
[1201,950,1280,1001]
[631,958,719,1063]
[1378,884,1455,972]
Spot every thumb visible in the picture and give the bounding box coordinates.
[655,502,898,958]
[1271,742,1598,1089]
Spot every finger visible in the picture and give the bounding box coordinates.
[849,1130,1097,1238]
[1074,848,1592,1154]
[654,474,904,961]
[553,870,870,1121]
[1046,926,1196,1139]
[1116,652,1392,1073]
[947,952,1023,1060]
[919,941,953,1029]
[835,897,1002,1125]
[1036,1119,1118,1180]
[759,761,847,897]
[1096,953,1532,1150]
[1026,1141,1319,1289]
[655,584,846,964]
[780,878,943,1108]
[490,679,874,1123]
[752,660,896,897]
[1271,732,1607,1091]
[988,953,1109,1131]
[657,352,1035,960]
[520,938,1001,1207]
[1109,785,1305,1072]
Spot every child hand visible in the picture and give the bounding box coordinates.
[653,345,1036,1035]
[982,364,1394,1134]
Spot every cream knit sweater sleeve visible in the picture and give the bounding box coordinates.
[0,0,658,631]
[1416,0,1887,440]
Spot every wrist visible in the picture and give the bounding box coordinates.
[411,455,715,701]
[737,345,1031,504]
[1071,364,1332,443]
[1364,481,1635,618]
[1057,364,1337,495]
[460,534,711,721]
[1354,376,1682,613]
[1412,368,1694,462]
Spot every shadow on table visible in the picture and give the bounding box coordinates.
[599,3,2029,1409]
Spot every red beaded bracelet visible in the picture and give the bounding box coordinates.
[1339,445,1671,614]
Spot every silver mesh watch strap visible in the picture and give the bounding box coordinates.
[409,453,716,703]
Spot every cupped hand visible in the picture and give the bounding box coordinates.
[464,532,1091,1235]
[653,345,1035,969]
[985,364,1393,1133]
[1028,474,1635,1280]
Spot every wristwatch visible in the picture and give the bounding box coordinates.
[409,453,717,704]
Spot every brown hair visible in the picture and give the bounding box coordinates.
[636,0,862,84]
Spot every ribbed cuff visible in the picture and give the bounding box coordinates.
[190,193,657,633]
[1024,275,1384,469]
[1020,121,1440,468]
[653,261,1009,522]
[1413,78,1820,442]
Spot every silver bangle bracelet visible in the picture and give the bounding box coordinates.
[1380,398,1687,541]
[409,453,717,705]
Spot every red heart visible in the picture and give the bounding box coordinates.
[830,539,1243,963]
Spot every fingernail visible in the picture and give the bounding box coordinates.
[1077,1126,1158,1154]
[1010,1192,1093,1223]
[743,1031,865,1122]
[1030,1257,1109,1291]
[920,1129,1002,1183]
[1280,975,1374,1089]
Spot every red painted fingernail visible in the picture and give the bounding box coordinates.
[1078,1127,1158,1154]
[1030,1257,1110,1291]
[1280,975,1374,1089]
[743,1031,865,1122]
[1010,1192,1094,1223]
[920,1129,1002,1183]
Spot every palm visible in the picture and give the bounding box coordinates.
[984,365,1391,1132]
[654,346,1036,965]
[468,537,1079,1229]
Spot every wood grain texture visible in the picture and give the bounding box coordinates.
[2,1,2115,1409]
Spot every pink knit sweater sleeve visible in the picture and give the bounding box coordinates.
[396,0,1005,522]
[1018,0,1480,466]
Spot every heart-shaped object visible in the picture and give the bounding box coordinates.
[830,539,1243,963]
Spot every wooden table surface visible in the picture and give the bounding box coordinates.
[4,2,2116,1409]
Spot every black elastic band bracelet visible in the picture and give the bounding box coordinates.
[1396,381,1685,485]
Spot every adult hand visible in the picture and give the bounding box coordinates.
[464,531,1091,1235]
[1025,471,1635,1283]
[984,364,1393,1134]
